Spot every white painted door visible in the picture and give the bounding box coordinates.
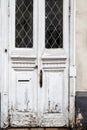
[8,0,69,127]
[9,0,38,127]
[38,0,69,127]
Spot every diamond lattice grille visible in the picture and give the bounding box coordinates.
[45,0,63,48]
[15,0,33,48]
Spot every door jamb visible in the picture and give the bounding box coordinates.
[1,0,9,128]
[69,0,76,128]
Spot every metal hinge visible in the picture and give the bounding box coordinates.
[8,0,10,17]
[70,66,76,78]
[68,105,70,112]
[69,4,71,17]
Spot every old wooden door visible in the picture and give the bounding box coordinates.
[8,0,69,127]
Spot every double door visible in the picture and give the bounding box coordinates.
[8,0,69,127]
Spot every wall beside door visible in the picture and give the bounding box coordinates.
[76,0,87,91]
[76,0,87,129]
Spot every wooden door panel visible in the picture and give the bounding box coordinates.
[16,71,36,111]
[9,60,38,127]
[38,58,69,127]
[8,0,38,127]
[44,70,64,113]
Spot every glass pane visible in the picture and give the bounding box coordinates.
[45,0,63,49]
[15,0,33,48]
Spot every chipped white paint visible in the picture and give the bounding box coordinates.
[69,0,76,127]
[8,0,38,127]
[0,0,76,128]
[38,0,69,127]
[1,0,9,128]
[10,112,38,127]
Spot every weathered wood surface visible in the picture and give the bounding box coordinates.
[1,0,76,128]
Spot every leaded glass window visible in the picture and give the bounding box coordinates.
[45,0,63,48]
[15,0,33,48]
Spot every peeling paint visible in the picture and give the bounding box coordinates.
[48,101,62,113]
[10,112,38,127]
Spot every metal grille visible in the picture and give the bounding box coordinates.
[15,0,33,48]
[45,0,63,48]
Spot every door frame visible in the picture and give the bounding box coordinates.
[0,0,76,128]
